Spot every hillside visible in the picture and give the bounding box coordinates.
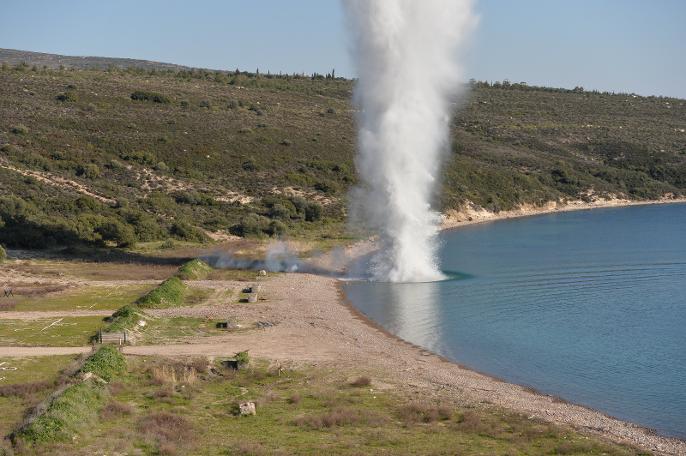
[0,53,685,250]
[0,48,192,72]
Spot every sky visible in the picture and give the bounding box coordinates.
[1,0,684,98]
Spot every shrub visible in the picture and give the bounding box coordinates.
[100,401,134,419]
[95,218,136,248]
[55,91,77,102]
[234,351,250,367]
[136,277,187,308]
[76,163,101,179]
[176,258,212,280]
[137,412,194,445]
[10,124,29,135]
[349,376,371,387]
[397,402,453,424]
[170,222,208,242]
[266,220,287,237]
[79,345,127,382]
[130,91,170,104]
[304,202,322,222]
[0,244,6,262]
[0,381,52,398]
[241,160,257,171]
[267,203,291,220]
[229,213,270,237]
[154,161,169,172]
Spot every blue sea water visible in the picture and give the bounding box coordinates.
[343,203,686,438]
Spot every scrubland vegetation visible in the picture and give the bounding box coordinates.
[0,60,683,252]
[1,355,651,455]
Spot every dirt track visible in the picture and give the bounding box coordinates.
[0,310,114,319]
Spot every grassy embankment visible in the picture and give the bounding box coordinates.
[103,260,217,341]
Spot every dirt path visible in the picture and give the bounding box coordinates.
[0,310,115,319]
[0,346,92,357]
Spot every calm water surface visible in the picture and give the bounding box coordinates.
[343,203,686,438]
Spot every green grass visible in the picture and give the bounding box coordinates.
[0,355,78,438]
[176,258,213,280]
[135,277,186,309]
[6,285,154,312]
[135,317,225,344]
[0,258,179,282]
[0,317,107,346]
[79,345,126,382]
[16,357,649,455]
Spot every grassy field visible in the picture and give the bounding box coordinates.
[5,285,154,312]
[135,317,225,345]
[6,356,650,456]
[0,317,105,346]
[2,258,179,281]
[0,61,683,251]
[0,355,79,437]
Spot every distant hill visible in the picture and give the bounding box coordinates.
[0,49,684,250]
[0,48,192,72]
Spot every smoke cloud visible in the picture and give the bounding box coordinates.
[343,0,476,282]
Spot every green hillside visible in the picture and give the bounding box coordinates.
[0,61,684,249]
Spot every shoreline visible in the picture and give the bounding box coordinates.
[336,196,686,454]
[439,196,686,231]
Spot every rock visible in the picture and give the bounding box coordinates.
[258,269,267,277]
[239,401,256,416]
[80,371,107,384]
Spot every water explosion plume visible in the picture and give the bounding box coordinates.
[343,0,476,282]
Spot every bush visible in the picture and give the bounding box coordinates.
[267,203,291,220]
[266,220,287,237]
[55,91,77,102]
[397,402,453,424]
[234,351,250,367]
[10,124,29,135]
[170,222,208,243]
[241,160,257,171]
[154,161,169,172]
[304,202,322,222]
[137,412,194,446]
[176,259,212,280]
[229,213,270,237]
[130,91,170,104]
[79,345,127,382]
[76,163,101,179]
[95,218,136,247]
[349,376,371,387]
[136,277,187,308]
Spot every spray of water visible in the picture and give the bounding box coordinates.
[343,0,476,282]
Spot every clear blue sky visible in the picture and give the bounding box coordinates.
[1,0,684,98]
